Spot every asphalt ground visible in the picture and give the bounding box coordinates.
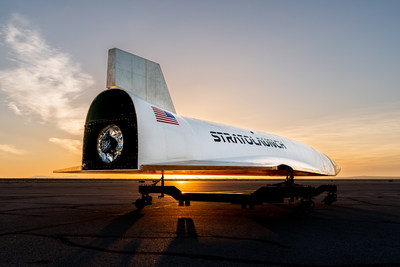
[0,179,399,266]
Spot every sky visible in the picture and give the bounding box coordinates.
[0,0,399,178]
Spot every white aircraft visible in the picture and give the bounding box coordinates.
[57,48,340,209]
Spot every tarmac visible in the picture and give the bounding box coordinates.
[0,179,399,266]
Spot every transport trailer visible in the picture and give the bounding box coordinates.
[135,175,337,212]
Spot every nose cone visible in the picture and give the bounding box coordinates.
[330,158,341,175]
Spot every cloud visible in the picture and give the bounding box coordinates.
[0,14,94,135]
[7,102,22,115]
[49,137,82,154]
[0,144,28,155]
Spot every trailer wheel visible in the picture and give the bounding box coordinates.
[323,192,337,205]
[135,198,145,209]
[297,199,315,214]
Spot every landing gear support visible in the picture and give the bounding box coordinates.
[151,170,165,198]
[285,171,295,187]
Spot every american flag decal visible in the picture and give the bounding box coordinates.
[151,106,179,125]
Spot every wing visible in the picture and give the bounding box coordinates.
[55,155,340,176]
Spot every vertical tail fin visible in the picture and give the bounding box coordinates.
[107,48,176,113]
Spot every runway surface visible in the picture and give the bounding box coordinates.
[0,179,399,266]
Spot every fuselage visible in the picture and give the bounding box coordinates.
[81,89,340,176]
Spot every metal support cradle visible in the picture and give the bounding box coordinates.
[134,175,337,211]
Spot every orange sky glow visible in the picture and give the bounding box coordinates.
[0,2,399,179]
